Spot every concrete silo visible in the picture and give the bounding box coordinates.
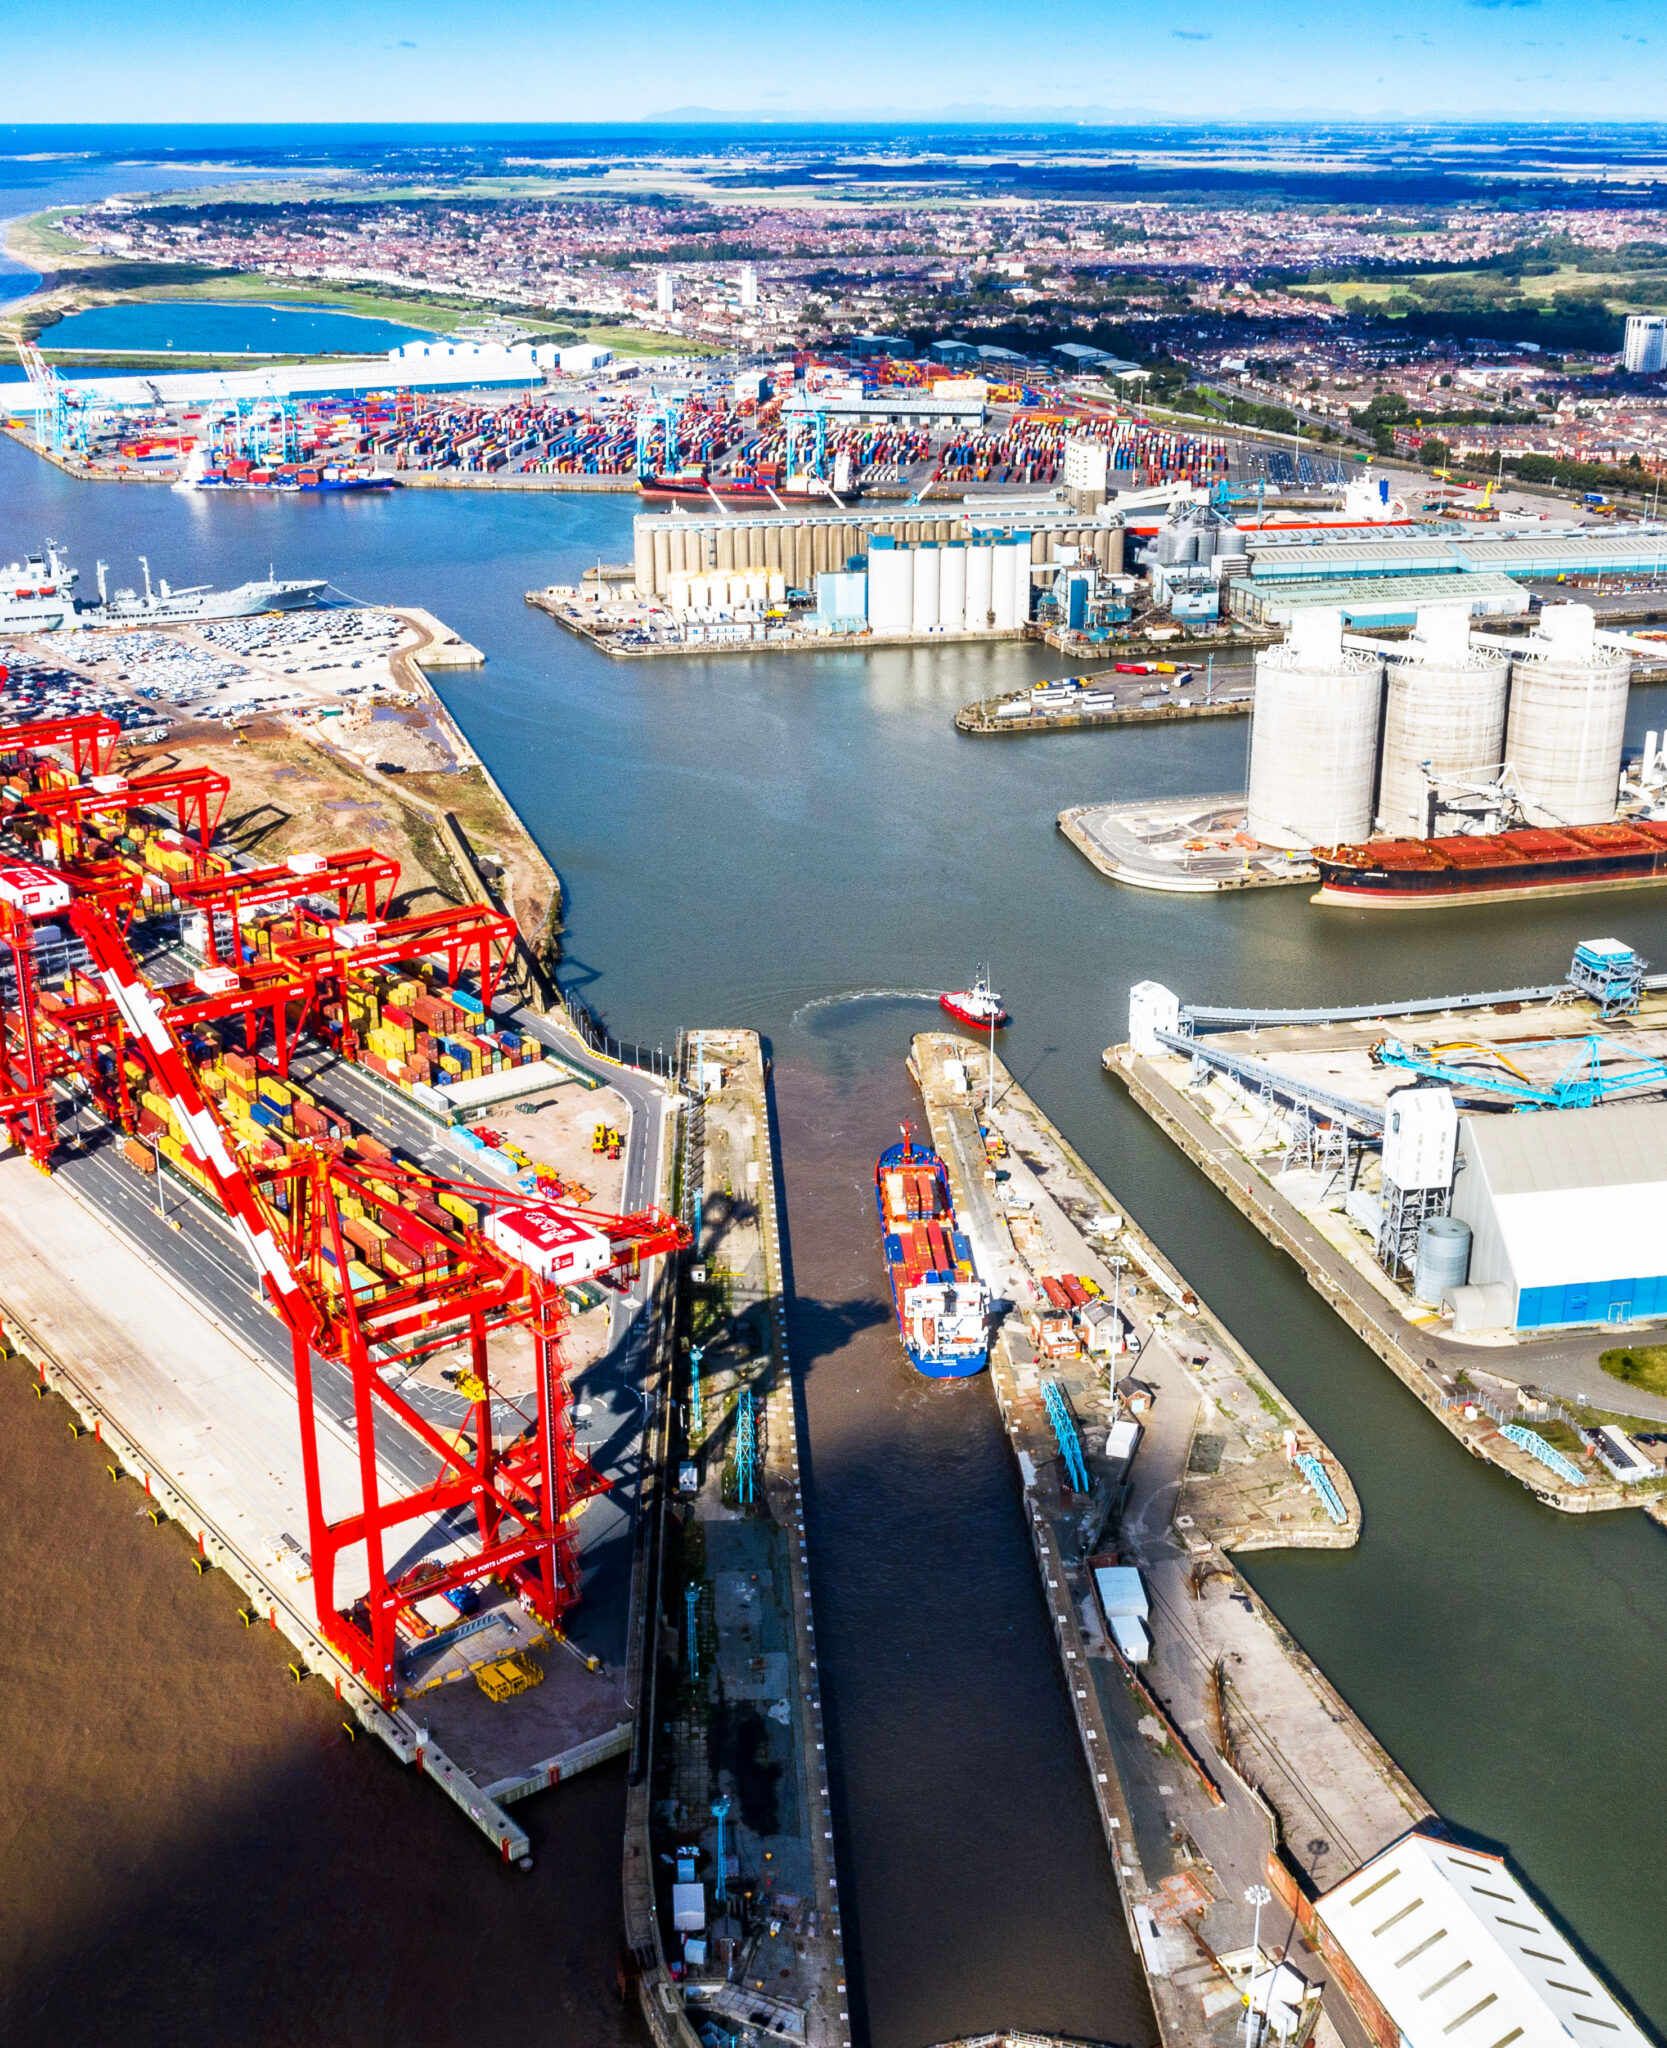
[867,538,914,635]
[1504,604,1632,827]
[1376,606,1511,837]
[939,543,967,632]
[1246,610,1384,850]
[911,544,941,633]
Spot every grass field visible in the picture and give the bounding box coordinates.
[1600,1344,1667,1399]
[1292,263,1667,314]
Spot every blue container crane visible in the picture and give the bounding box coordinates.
[1370,1034,1667,1112]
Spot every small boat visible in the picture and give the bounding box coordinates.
[940,974,1007,1031]
[875,1126,990,1378]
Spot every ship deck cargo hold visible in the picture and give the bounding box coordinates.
[1313,822,1667,906]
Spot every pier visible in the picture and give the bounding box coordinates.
[909,1031,1427,2048]
[625,1030,847,2048]
[1109,1001,1667,1519]
[1060,798,1317,894]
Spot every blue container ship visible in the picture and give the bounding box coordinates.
[874,1129,990,1378]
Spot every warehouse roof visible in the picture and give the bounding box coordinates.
[1465,1098,1667,1196]
[1229,571,1525,624]
[1316,1830,1650,2048]
[1461,1101,1667,1289]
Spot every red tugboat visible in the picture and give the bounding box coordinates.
[940,973,1007,1031]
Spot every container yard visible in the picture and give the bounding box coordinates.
[0,679,686,1862]
[906,1032,1438,2048]
[11,354,1257,508]
[1111,962,1667,1517]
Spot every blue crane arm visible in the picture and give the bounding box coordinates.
[1373,1036,1667,1112]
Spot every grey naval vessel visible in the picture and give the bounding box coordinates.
[1,543,325,631]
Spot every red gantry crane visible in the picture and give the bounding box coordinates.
[173,847,402,965]
[26,764,230,860]
[0,713,122,779]
[69,896,687,1702]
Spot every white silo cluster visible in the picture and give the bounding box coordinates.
[866,536,1033,636]
[1374,606,1510,838]
[665,567,787,618]
[1245,611,1385,849]
[1502,604,1633,827]
[1247,601,1637,851]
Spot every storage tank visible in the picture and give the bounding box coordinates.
[1504,604,1632,827]
[939,543,967,633]
[1376,607,1510,836]
[992,538,1031,631]
[966,545,995,631]
[1413,1216,1471,1307]
[1246,610,1383,849]
[912,544,940,633]
[867,539,913,634]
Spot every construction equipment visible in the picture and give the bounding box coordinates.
[475,1650,545,1701]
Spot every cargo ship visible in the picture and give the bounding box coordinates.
[1313,822,1667,907]
[875,1128,990,1378]
[174,447,391,495]
[639,469,850,505]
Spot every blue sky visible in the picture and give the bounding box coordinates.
[4,0,1665,122]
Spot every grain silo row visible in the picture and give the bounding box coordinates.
[1246,603,1633,852]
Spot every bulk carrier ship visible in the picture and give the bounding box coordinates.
[1313,822,1667,907]
[874,1128,990,1378]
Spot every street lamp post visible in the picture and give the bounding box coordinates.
[1243,1883,1272,2048]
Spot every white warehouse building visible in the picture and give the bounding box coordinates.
[1314,1829,1650,2048]
[1448,1098,1667,1331]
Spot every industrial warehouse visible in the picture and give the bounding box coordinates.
[1123,940,1667,1355]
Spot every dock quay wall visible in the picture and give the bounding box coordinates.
[957,695,1248,736]
[0,1287,543,1864]
[909,1045,1354,2048]
[1110,1048,1643,1516]
[623,1031,848,2048]
[525,589,1033,660]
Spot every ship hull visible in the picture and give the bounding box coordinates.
[180,477,392,495]
[1313,825,1667,909]
[1315,863,1667,908]
[940,993,1007,1030]
[91,580,327,624]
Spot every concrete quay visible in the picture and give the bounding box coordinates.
[1109,1043,1666,1520]
[624,1030,848,2048]
[1060,799,1317,895]
[909,1033,1423,2048]
[525,586,1033,660]
[957,695,1249,737]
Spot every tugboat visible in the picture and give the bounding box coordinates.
[875,1125,990,1377]
[940,973,1007,1031]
